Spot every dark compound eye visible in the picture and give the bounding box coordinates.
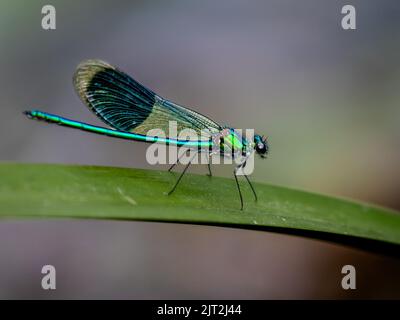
[254,134,269,157]
[256,142,266,153]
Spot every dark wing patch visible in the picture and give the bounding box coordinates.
[74,60,155,132]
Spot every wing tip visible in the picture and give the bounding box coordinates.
[73,59,115,86]
[76,59,113,70]
[73,59,116,103]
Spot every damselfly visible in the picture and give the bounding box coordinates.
[24,60,269,209]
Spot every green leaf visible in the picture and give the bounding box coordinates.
[1,163,399,255]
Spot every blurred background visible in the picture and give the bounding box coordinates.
[0,0,399,298]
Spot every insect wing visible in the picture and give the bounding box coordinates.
[73,60,222,140]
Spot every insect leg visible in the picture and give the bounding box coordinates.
[167,152,198,195]
[238,159,257,201]
[244,174,257,202]
[233,167,244,210]
[197,149,213,177]
[168,148,188,172]
[201,149,213,176]
[207,162,212,177]
[168,162,178,172]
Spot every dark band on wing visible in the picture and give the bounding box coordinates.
[74,60,156,132]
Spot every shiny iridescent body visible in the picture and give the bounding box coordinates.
[25,60,269,209]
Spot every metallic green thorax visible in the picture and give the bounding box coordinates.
[215,128,252,158]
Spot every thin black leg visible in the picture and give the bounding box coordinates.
[170,150,212,177]
[168,149,187,172]
[233,170,244,210]
[168,161,178,172]
[199,150,212,176]
[244,174,257,201]
[168,161,177,172]
[167,152,197,195]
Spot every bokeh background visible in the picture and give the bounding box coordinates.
[0,0,399,298]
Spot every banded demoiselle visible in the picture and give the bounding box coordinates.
[24,60,269,209]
